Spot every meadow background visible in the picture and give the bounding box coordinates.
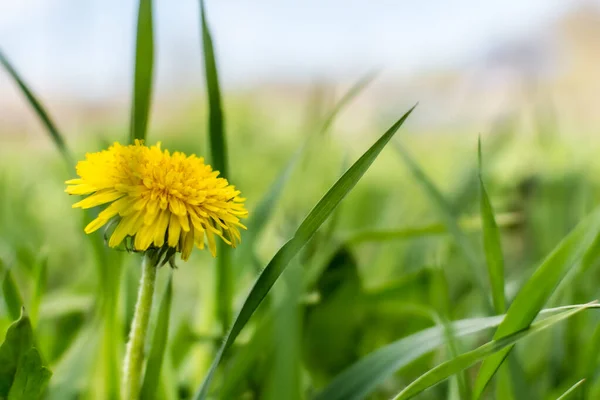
[3,1,600,399]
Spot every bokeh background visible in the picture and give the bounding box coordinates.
[3,1,600,399]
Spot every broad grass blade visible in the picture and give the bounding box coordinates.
[129,0,155,143]
[200,0,232,330]
[0,51,72,165]
[472,207,600,399]
[392,305,591,400]
[478,138,506,313]
[140,274,173,399]
[192,105,416,400]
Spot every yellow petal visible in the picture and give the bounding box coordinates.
[167,213,182,247]
[73,190,125,209]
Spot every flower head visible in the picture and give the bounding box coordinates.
[65,140,248,260]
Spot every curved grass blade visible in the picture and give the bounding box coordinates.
[129,0,155,143]
[472,207,600,399]
[557,379,585,400]
[0,50,72,165]
[200,0,232,330]
[193,105,416,400]
[392,304,591,400]
[140,274,173,399]
[393,141,488,297]
[478,138,505,314]
[314,304,598,400]
[2,270,23,322]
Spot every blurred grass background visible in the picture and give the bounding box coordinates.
[3,1,600,399]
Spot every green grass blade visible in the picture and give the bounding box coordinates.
[200,0,232,331]
[472,207,600,399]
[129,0,155,143]
[2,270,23,321]
[392,305,591,400]
[193,105,416,400]
[200,0,227,176]
[0,51,72,165]
[314,304,596,400]
[393,141,488,296]
[314,315,503,400]
[557,379,586,400]
[478,138,506,314]
[140,274,173,399]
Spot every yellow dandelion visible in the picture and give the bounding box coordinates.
[65,140,248,260]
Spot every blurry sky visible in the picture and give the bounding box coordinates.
[0,0,586,100]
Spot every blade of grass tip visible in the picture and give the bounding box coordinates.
[140,274,173,399]
[393,141,489,302]
[472,207,600,399]
[2,269,23,321]
[0,50,73,166]
[129,0,155,143]
[319,70,379,136]
[200,0,232,331]
[557,379,586,400]
[392,304,592,400]
[192,105,416,400]
[478,137,506,314]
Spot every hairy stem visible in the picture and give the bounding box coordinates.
[122,253,158,400]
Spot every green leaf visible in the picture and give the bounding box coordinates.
[392,305,591,400]
[193,105,416,400]
[7,348,52,400]
[393,141,487,295]
[0,313,34,396]
[140,274,173,399]
[129,0,155,143]
[478,138,506,314]
[200,0,232,331]
[557,379,586,400]
[2,270,23,322]
[0,51,72,165]
[472,207,600,399]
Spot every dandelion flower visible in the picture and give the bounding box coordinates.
[65,140,248,260]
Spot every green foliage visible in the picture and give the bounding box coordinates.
[0,313,51,400]
[129,0,155,143]
[3,3,600,400]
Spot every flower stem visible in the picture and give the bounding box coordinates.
[122,253,158,400]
